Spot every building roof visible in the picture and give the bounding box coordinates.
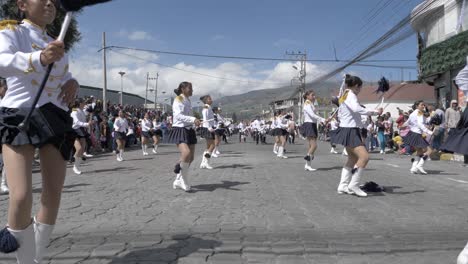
[358,82,435,103]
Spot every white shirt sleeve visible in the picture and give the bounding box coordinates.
[343,92,376,116]
[304,104,325,123]
[173,100,196,124]
[70,111,89,129]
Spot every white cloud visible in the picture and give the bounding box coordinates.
[117,30,153,41]
[211,34,226,41]
[69,53,332,103]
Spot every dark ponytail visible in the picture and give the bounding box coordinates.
[200,94,211,104]
[345,74,363,88]
[174,81,192,96]
[412,100,424,110]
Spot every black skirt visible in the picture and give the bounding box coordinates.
[200,127,215,140]
[441,107,468,155]
[115,131,127,141]
[141,131,151,138]
[215,128,225,136]
[403,131,429,148]
[301,122,318,138]
[271,128,288,136]
[74,128,88,139]
[152,129,163,137]
[165,127,197,145]
[330,127,364,148]
[0,103,76,161]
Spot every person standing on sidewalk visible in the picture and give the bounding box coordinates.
[165,82,200,192]
[330,75,382,197]
[0,1,79,262]
[301,90,326,171]
[445,100,461,136]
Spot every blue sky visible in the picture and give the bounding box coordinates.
[69,0,424,101]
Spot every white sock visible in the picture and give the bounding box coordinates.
[154,144,158,151]
[34,217,54,263]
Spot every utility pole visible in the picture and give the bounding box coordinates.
[154,72,159,110]
[102,32,107,112]
[118,71,126,105]
[145,72,149,109]
[286,50,307,124]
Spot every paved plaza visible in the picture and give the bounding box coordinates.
[1,136,467,263]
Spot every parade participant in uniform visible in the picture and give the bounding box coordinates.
[140,113,152,156]
[0,1,79,262]
[329,116,339,154]
[402,100,433,174]
[449,59,468,264]
[275,110,289,159]
[151,117,163,154]
[212,106,225,157]
[302,90,326,171]
[199,95,215,169]
[166,82,200,192]
[251,117,261,145]
[270,112,281,154]
[71,98,94,174]
[331,75,382,197]
[0,77,8,194]
[114,110,128,161]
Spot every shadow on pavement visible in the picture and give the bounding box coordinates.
[215,164,253,169]
[33,183,92,194]
[92,166,135,173]
[382,186,426,195]
[425,170,459,175]
[316,166,343,171]
[190,181,250,192]
[109,236,221,263]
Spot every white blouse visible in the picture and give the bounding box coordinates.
[338,90,378,128]
[0,19,73,110]
[70,108,88,129]
[406,109,432,135]
[172,94,196,128]
[114,117,129,133]
[141,119,151,132]
[202,104,215,128]
[303,100,325,123]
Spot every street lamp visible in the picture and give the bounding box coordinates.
[118,71,125,105]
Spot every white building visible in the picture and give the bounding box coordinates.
[411,0,468,108]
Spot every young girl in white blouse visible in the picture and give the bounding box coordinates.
[140,113,152,156]
[402,100,433,174]
[114,110,129,161]
[165,82,200,192]
[199,95,215,169]
[151,117,163,154]
[71,98,94,174]
[302,90,326,171]
[330,75,382,197]
[0,0,79,262]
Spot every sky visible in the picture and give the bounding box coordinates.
[68,0,424,103]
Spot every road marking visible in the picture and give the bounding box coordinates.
[448,178,468,184]
[386,164,400,168]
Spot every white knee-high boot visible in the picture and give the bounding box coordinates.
[458,242,468,264]
[1,169,8,194]
[7,224,36,264]
[173,162,191,191]
[277,146,288,158]
[410,157,419,174]
[416,155,428,174]
[348,167,367,197]
[337,167,353,194]
[73,157,82,175]
[200,152,213,169]
[34,217,54,264]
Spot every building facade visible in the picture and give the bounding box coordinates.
[411,0,468,108]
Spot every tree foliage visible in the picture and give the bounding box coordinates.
[0,0,81,51]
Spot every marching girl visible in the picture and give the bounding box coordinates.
[71,98,94,174]
[274,110,289,159]
[199,95,215,169]
[302,90,326,171]
[446,60,468,264]
[0,77,8,194]
[166,82,200,191]
[0,1,79,262]
[329,116,339,154]
[140,113,152,156]
[114,110,129,161]
[402,100,433,174]
[271,112,281,155]
[331,75,382,197]
[212,107,225,157]
[151,117,163,154]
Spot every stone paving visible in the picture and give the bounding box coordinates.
[1,136,468,263]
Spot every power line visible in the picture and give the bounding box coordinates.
[102,46,415,63]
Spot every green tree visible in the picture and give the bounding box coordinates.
[1,0,81,51]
